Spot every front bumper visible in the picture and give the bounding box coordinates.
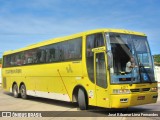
[110,92,158,108]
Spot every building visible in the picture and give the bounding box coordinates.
[155,66,160,88]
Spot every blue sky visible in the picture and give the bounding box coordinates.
[0,0,160,57]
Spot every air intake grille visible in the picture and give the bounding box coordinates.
[130,89,140,92]
[130,88,150,92]
[142,88,150,91]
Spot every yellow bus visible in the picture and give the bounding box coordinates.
[2,29,158,110]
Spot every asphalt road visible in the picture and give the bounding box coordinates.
[0,86,159,120]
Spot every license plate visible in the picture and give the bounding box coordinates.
[137,96,145,100]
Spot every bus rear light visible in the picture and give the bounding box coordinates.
[150,87,158,92]
[113,89,130,94]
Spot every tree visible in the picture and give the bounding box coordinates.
[0,58,2,64]
[154,54,160,66]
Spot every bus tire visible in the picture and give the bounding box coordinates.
[12,84,19,98]
[78,88,88,110]
[20,84,27,99]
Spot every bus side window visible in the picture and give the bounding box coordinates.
[87,33,104,49]
[21,52,26,65]
[65,38,82,60]
[58,42,66,61]
[49,48,56,62]
[4,56,11,67]
[86,33,104,57]
[86,33,104,83]
[4,55,12,67]
[24,50,36,64]
[46,49,50,62]
[40,50,46,63]
[10,55,16,66]
[15,53,26,66]
[95,33,104,47]
[27,57,33,64]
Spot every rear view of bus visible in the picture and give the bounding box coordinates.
[105,31,158,108]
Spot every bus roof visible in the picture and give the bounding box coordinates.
[3,28,146,55]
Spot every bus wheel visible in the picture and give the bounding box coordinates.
[20,84,27,99]
[12,84,19,98]
[78,88,88,110]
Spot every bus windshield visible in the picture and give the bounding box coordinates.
[107,33,155,84]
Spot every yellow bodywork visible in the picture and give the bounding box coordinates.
[2,29,158,108]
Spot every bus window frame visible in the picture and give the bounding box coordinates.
[85,32,106,84]
[2,37,83,68]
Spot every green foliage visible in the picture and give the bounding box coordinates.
[0,58,2,64]
[154,54,160,66]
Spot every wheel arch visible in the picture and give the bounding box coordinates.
[72,85,88,104]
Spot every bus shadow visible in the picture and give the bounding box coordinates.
[3,91,13,96]
[27,95,152,113]
[28,95,79,109]
[3,91,78,109]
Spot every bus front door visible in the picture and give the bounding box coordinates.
[95,52,109,108]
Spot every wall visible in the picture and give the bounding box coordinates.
[155,66,160,88]
[0,65,1,84]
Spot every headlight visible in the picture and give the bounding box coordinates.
[113,89,130,94]
[150,87,158,92]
